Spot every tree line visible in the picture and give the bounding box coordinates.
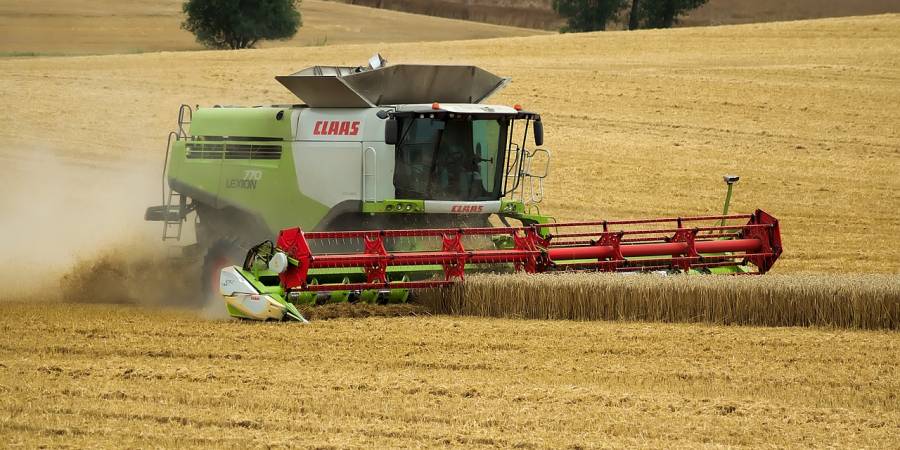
[553,0,709,32]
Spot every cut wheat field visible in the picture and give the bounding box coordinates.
[0,302,897,448]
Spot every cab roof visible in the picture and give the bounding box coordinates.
[394,104,519,114]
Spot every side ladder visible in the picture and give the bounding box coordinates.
[162,188,187,241]
[150,105,193,242]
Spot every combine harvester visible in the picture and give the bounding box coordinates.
[146,55,782,322]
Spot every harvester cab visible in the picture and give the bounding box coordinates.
[145,55,782,322]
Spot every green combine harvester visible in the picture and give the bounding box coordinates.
[146,55,782,322]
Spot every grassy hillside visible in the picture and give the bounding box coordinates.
[0,0,545,56]
[341,0,900,30]
[1,15,898,273]
[343,0,564,29]
[685,0,900,26]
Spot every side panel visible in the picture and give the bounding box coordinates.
[167,140,221,207]
[215,139,330,232]
[293,108,396,206]
[190,107,290,137]
[292,141,363,208]
[294,108,386,142]
[168,107,331,235]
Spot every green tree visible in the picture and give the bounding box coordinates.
[636,0,708,29]
[552,0,629,32]
[182,0,302,50]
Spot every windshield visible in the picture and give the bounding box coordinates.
[394,118,508,201]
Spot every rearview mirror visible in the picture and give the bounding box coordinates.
[533,119,544,147]
[385,118,400,145]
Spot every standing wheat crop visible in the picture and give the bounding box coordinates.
[417,274,900,329]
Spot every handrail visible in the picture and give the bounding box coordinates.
[362,146,377,202]
[161,131,177,205]
[177,104,193,139]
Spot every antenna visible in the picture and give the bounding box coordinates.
[720,175,740,226]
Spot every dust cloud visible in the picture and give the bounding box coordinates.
[0,148,199,305]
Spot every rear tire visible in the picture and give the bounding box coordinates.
[201,238,244,298]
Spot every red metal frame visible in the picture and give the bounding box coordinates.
[276,210,782,292]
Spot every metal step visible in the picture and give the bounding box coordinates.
[162,189,185,241]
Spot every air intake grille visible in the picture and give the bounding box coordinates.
[186,137,283,160]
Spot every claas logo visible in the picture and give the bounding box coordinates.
[451,205,484,213]
[313,120,360,136]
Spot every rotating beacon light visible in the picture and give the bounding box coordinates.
[721,175,740,226]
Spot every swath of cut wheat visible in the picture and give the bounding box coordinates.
[417,273,900,329]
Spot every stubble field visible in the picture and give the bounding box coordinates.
[1,303,898,448]
[0,7,899,448]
